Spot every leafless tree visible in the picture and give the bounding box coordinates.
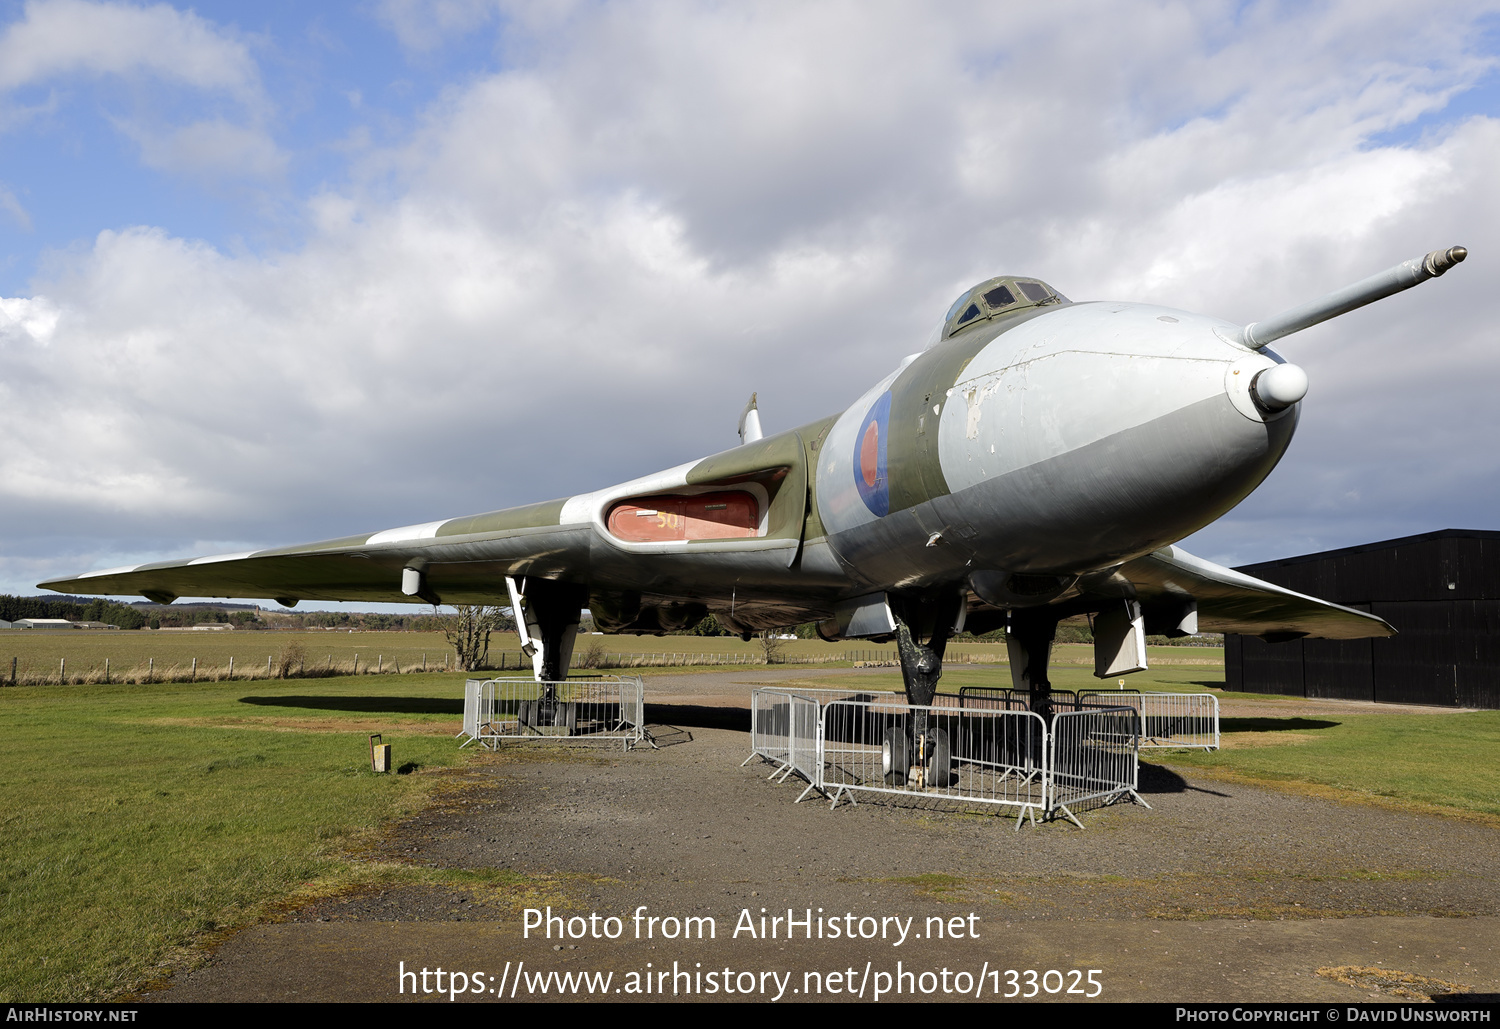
[275,640,306,679]
[759,629,787,665]
[576,638,609,669]
[443,605,506,671]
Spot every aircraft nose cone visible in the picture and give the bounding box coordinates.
[1251,363,1308,411]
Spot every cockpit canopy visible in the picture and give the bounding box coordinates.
[942,276,1068,339]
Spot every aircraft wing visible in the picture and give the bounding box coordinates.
[1117,544,1393,640]
[35,498,589,607]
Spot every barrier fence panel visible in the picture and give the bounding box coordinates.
[745,688,869,795]
[819,697,1049,829]
[761,686,902,705]
[744,688,794,775]
[955,686,1027,712]
[1078,691,1220,750]
[463,675,647,750]
[788,694,825,802]
[1048,707,1147,827]
[460,678,483,745]
[958,686,1089,713]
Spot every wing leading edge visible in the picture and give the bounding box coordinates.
[1118,545,1394,640]
[36,498,587,607]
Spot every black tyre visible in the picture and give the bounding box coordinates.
[882,727,908,786]
[928,727,953,788]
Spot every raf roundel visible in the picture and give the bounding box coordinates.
[853,392,891,517]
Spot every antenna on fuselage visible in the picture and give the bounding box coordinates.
[738,393,763,444]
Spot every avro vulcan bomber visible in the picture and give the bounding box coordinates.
[42,247,1469,713]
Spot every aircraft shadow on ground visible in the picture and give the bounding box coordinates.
[238,695,464,715]
[1221,717,1339,732]
[643,703,749,733]
[1138,762,1230,797]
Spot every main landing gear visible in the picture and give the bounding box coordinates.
[882,594,1060,787]
[506,576,587,728]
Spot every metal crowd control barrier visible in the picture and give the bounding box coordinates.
[1048,707,1148,828]
[460,675,649,751]
[1079,691,1220,750]
[958,686,1087,713]
[820,697,1051,829]
[742,689,1152,828]
[461,677,482,741]
[744,687,901,795]
[744,688,794,775]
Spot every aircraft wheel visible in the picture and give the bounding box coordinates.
[928,727,953,788]
[559,702,578,736]
[882,727,908,786]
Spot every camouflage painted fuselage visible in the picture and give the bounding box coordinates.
[44,287,1333,638]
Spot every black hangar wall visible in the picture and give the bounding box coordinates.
[1224,529,1500,709]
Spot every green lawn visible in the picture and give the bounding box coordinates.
[12,647,1492,1001]
[0,672,514,1002]
[1161,701,1500,821]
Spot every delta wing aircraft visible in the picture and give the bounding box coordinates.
[42,246,1468,714]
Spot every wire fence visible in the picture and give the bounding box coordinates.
[1,647,1020,686]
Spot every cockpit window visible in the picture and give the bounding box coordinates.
[942,275,1070,339]
[1016,280,1052,303]
[983,285,1016,309]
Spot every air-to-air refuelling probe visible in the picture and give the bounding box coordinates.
[42,246,1468,714]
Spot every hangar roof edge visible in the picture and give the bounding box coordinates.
[1233,528,1500,574]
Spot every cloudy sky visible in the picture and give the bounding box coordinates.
[2,0,1498,605]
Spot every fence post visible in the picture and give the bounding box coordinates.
[11,656,16,685]
[228,656,234,679]
[59,657,65,684]
[191,657,196,681]
[104,658,109,684]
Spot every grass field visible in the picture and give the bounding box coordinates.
[0,629,1223,684]
[1160,701,1500,822]
[7,645,1496,1002]
[0,671,521,1002]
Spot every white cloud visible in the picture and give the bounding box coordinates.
[0,183,31,230]
[375,0,502,54]
[0,0,262,100]
[117,117,287,180]
[0,0,282,182]
[0,294,58,343]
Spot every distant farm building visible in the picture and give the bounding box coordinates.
[1224,529,1500,709]
[5,618,119,630]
